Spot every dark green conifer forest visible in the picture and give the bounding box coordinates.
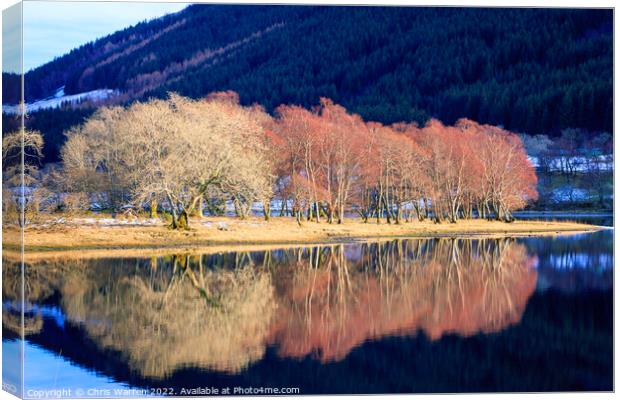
[2,5,613,165]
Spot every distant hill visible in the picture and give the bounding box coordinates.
[3,5,613,162]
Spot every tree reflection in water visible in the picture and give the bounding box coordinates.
[270,239,537,361]
[62,255,276,378]
[3,238,537,379]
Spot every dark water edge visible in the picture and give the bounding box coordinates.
[512,212,613,227]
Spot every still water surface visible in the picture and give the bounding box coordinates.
[3,228,613,395]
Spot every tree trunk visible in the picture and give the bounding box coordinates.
[422,198,430,221]
[295,208,302,226]
[414,203,422,221]
[233,198,248,219]
[166,193,180,229]
[314,202,321,223]
[196,196,204,218]
[382,196,392,224]
[150,199,158,218]
[337,203,344,224]
[177,210,189,229]
[262,199,271,221]
[449,199,458,223]
[394,204,401,224]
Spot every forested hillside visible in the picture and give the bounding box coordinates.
[3,5,613,163]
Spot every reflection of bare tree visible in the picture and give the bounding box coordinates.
[2,259,61,306]
[2,258,68,336]
[4,256,277,379]
[2,311,43,336]
[269,239,537,362]
[70,256,276,378]
[7,238,537,377]
[2,260,43,335]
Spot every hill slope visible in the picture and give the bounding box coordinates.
[3,5,613,162]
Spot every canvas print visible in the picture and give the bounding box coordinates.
[1,1,614,398]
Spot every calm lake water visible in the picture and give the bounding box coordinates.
[3,227,613,396]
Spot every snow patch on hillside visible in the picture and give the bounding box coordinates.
[2,86,118,114]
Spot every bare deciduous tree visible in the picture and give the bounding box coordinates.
[61,93,273,229]
[2,129,45,225]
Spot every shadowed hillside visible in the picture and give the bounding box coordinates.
[2,5,612,163]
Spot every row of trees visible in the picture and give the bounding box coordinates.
[59,92,537,228]
[272,100,537,224]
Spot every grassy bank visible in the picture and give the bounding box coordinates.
[2,216,606,261]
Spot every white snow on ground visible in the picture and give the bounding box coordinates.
[550,187,589,203]
[54,87,65,97]
[528,155,613,172]
[33,216,272,229]
[36,217,162,229]
[77,217,161,226]
[2,86,118,114]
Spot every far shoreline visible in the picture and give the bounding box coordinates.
[2,217,608,261]
[513,210,613,217]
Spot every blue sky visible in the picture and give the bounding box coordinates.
[16,1,188,72]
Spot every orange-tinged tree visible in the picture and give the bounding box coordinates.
[456,119,538,221]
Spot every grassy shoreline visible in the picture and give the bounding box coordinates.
[2,216,607,261]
